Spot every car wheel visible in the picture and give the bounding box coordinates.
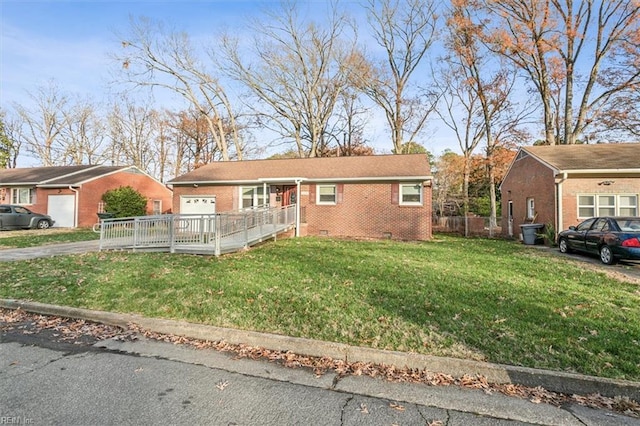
[37,220,51,229]
[558,238,571,254]
[599,245,616,265]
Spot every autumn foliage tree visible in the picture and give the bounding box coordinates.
[479,0,640,145]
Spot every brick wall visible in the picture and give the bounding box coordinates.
[501,153,640,236]
[174,182,432,241]
[561,176,640,229]
[305,182,431,240]
[500,154,556,237]
[79,170,173,227]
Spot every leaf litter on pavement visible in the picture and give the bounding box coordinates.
[1,307,638,419]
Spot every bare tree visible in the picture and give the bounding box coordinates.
[359,0,440,154]
[598,87,640,140]
[480,0,640,145]
[221,1,359,157]
[107,96,158,173]
[0,111,18,169]
[60,98,108,165]
[11,81,69,166]
[114,17,243,161]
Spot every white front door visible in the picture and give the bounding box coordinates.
[48,194,76,227]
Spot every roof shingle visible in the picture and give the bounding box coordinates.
[0,165,133,186]
[523,143,640,171]
[169,154,432,184]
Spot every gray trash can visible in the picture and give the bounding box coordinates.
[520,223,544,245]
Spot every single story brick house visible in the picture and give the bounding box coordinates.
[168,154,433,240]
[500,143,640,239]
[0,165,173,228]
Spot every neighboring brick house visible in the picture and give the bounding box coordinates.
[0,165,173,228]
[168,154,433,241]
[500,143,640,239]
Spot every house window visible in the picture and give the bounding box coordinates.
[578,195,595,218]
[619,195,638,216]
[241,186,266,209]
[598,195,615,216]
[577,194,639,218]
[11,188,34,205]
[153,200,162,215]
[317,185,336,205]
[400,183,422,205]
[526,198,535,219]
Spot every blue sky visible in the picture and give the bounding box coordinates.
[1,1,271,101]
[1,0,456,162]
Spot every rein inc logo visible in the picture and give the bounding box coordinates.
[0,417,33,424]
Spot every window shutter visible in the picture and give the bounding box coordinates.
[391,183,399,205]
[337,184,344,204]
[309,184,315,205]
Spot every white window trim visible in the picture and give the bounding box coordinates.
[577,193,639,218]
[577,195,595,218]
[526,197,535,219]
[316,184,337,205]
[239,186,267,209]
[11,188,34,205]
[399,183,423,206]
[152,200,162,215]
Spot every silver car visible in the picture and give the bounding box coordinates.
[0,204,55,230]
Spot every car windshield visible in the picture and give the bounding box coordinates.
[14,206,30,214]
[616,219,640,232]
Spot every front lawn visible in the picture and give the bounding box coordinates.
[1,235,639,381]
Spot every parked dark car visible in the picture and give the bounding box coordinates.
[0,204,55,230]
[558,217,640,265]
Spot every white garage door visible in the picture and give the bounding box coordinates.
[48,195,76,228]
[180,196,216,214]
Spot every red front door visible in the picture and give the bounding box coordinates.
[282,186,297,206]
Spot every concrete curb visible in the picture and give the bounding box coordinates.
[2,298,639,401]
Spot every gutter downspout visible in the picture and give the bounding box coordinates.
[69,185,79,228]
[556,173,568,238]
[295,179,302,237]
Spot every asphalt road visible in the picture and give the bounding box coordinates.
[1,322,638,426]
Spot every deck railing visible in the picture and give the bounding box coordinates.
[98,204,297,255]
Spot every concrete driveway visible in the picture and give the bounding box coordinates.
[526,244,640,283]
[0,240,100,262]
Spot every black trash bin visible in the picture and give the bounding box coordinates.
[520,223,544,245]
[97,212,115,220]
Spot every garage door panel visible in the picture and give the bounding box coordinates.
[48,195,75,228]
[180,196,216,214]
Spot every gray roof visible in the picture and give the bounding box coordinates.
[522,143,640,171]
[0,165,135,186]
[169,154,432,184]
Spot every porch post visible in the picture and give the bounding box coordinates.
[263,182,268,206]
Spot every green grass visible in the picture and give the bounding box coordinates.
[1,235,639,381]
[0,229,99,248]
